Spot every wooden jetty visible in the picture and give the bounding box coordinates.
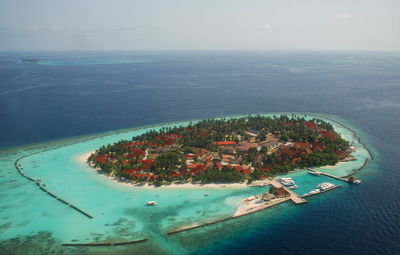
[302,185,342,198]
[318,171,348,182]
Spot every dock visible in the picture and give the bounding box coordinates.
[302,185,342,198]
[318,172,348,181]
[308,169,348,181]
[268,178,307,204]
[233,178,307,218]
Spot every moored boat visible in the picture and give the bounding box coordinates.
[316,182,335,191]
[308,171,322,176]
[277,177,295,186]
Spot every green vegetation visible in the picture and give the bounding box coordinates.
[88,115,351,186]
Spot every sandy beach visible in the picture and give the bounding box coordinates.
[73,151,249,189]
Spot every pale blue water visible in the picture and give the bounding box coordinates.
[0,51,399,255]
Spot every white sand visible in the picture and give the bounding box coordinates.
[73,151,248,189]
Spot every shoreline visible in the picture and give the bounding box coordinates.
[73,151,249,189]
[71,113,370,190]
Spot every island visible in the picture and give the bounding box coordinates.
[87,115,355,187]
[21,59,42,62]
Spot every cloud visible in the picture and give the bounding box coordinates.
[334,13,352,20]
[260,23,272,30]
[1,25,152,38]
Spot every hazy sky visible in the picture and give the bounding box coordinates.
[0,0,399,51]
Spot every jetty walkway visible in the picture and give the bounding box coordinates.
[251,178,307,204]
[233,178,307,217]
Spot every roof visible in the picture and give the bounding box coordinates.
[95,155,106,164]
[262,193,276,200]
[168,172,181,178]
[336,150,349,159]
[321,130,336,141]
[275,187,290,197]
[215,141,237,146]
[305,121,317,129]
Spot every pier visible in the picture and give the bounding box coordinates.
[317,171,348,182]
[249,179,307,204]
[267,178,307,204]
[302,185,342,198]
[308,169,358,183]
[233,178,307,218]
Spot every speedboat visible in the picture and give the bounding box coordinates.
[146,201,158,206]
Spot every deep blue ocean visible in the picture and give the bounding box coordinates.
[0,51,399,254]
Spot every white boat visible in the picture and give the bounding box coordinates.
[316,182,335,191]
[146,201,158,206]
[289,185,299,189]
[308,189,320,195]
[277,177,295,186]
[308,171,321,176]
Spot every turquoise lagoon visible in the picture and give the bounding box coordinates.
[0,113,372,254]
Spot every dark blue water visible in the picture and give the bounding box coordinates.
[1,51,399,254]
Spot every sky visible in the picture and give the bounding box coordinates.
[0,0,399,51]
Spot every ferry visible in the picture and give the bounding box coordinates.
[146,201,158,206]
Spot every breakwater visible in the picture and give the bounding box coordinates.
[14,155,94,219]
[62,238,148,247]
[343,158,369,178]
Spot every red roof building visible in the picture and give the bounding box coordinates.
[215,141,237,146]
[321,130,336,141]
[304,121,317,129]
[95,155,106,164]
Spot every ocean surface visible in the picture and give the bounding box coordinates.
[0,51,399,255]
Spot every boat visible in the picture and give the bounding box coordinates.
[146,201,158,206]
[316,182,335,191]
[288,185,299,189]
[308,171,322,176]
[277,177,295,186]
[308,189,320,195]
